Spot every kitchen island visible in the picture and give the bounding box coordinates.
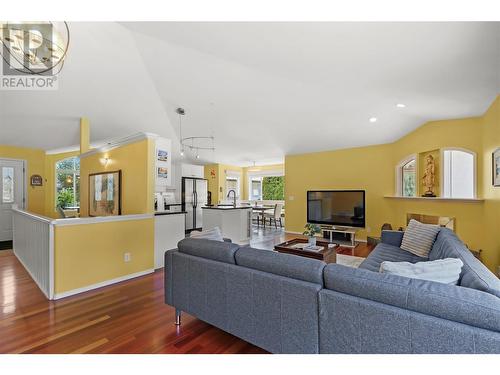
[202,206,252,245]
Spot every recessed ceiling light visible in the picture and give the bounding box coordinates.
[396,103,406,108]
[369,117,377,123]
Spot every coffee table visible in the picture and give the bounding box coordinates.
[274,238,339,263]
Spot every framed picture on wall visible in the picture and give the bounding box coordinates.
[89,170,122,216]
[155,138,172,187]
[493,148,500,187]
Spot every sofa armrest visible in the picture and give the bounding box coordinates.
[223,238,232,243]
[381,230,404,247]
[323,264,500,332]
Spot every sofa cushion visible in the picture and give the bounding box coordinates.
[429,229,500,298]
[177,238,239,264]
[359,243,427,272]
[235,247,326,285]
[400,219,441,257]
[380,258,464,285]
[189,227,224,242]
[324,264,500,332]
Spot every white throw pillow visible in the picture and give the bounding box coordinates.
[189,227,224,242]
[400,219,440,258]
[379,258,464,285]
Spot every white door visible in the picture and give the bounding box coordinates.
[0,159,25,241]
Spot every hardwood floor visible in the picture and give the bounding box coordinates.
[0,250,265,354]
[0,227,372,354]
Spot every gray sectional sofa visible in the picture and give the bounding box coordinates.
[164,228,500,354]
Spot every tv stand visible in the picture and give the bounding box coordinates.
[320,225,360,249]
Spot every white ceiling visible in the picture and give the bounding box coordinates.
[1,22,499,166]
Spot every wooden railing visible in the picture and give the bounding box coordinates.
[11,206,54,299]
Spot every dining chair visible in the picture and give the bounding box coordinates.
[264,203,283,228]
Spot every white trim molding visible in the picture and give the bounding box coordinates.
[384,196,484,203]
[53,269,154,300]
[440,147,477,199]
[80,132,158,158]
[395,154,417,197]
[53,213,154,226]
[247,168,285,178]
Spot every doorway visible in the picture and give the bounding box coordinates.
[0,159,25,247]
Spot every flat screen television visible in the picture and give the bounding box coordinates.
[307,190,365,228]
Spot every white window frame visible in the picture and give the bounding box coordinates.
[55,156,80,208]
[249,176,263,201]
[225,170,241,199]
[247,168,284,202]
[395,154,417,197]
[440,148,477,199]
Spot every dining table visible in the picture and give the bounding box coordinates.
[251,205,274,227]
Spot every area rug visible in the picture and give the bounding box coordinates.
[336,254,365,268]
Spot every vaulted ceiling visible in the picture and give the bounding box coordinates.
[1,22,499,166]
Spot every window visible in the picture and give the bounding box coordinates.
[225,176,240,199]
[396,155,417,197]
[2,167,14,203]
[56,157,80,208]
[443,149,475,199]
[262,176,285,200]
[402,159,416,197]
[250,177,263,200]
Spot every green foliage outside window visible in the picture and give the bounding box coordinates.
[403,173,416,197]
[57,188,75,208]
[55,157,80,208]
[262,176,284,200]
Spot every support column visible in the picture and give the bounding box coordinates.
[80,117,90,154]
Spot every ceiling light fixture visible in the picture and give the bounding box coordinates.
[176,107,215,159]
[0,21,70,75]
[396,103,406,108]
[369,117,377,123]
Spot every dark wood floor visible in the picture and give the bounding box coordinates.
[0,226,373,354]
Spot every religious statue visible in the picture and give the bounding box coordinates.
[422,154,436,197]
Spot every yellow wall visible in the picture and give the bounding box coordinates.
[0,145,46,215]
[54,218,154,293]
[285,96,499,272]
[481,96,500,272]
[79,139,155,217]
[204,163,220,204]
[204,163,244,203]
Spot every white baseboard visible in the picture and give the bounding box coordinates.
[284,230,302,235]
[53,269,154,300]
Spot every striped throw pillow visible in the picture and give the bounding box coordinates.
[189,227,224,242]
[400,219,440,258]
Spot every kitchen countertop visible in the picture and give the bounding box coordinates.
[202,205,252,210]
[155,211,187,216]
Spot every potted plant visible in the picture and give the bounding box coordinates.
[303,223,321,246]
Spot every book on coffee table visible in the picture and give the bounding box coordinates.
[302,245,323,252]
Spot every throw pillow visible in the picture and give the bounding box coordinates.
[380,258,464,285]
[400,219,440,257]
[189,227,224,242]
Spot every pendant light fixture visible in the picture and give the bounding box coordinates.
[0,21,70,75]
[176,107,215,159]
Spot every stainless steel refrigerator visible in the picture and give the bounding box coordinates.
[182,177,208,232]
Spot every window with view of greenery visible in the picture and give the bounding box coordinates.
[262,176,284,200]
[56,157,80,208]
[402,159,416,197]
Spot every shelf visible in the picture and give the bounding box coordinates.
[384,196,484,203]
